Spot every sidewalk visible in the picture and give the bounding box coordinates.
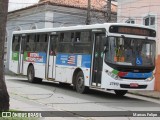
[129,90,160,99]
[9,98,81,120]
[10,98,53,111]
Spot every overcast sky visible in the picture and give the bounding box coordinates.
[9,0,39,12]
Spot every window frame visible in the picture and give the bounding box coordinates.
[143,15,156,28]
[57,30,92,54]
[125,19,135,24]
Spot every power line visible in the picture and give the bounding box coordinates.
[118,4,160,10]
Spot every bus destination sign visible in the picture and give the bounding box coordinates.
[118,27,149,36]
[109,26,156,37]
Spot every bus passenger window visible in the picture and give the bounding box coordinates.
[58,32,72,53]
[12,35,20,51]
[25,35,31,51]
[71,33,74,42]
[25,34,36,52]
[35,34,48,52]
[75,32,80,42]
[73,31,91,54]
[60,33,64,42]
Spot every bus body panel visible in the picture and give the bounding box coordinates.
[82,68,90,87]
[10,51,21,74]
[55,66,74,83]
[23,51,47,79]
[23,62,29,75]
[9,23,156,93]
[48,56,56,79]
[101,71,154,90]
[23,62,46,79]
[10,60,19,74]
[48,56,53,78]
[101,57,154,90]
[34,63,46,79]
[55,53,91,85]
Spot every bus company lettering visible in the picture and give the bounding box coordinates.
[57,54,76,66]
[30,53,39,58]
[25,52,46,63]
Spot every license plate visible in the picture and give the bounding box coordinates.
[130,83,139,87]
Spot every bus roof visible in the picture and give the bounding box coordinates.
[12,23,155,34]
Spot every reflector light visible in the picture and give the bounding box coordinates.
[118,72,128,77]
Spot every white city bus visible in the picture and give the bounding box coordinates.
[9,23,156,96]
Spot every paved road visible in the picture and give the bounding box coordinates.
[5,75,160,119]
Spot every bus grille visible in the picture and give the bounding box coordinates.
[120,84,147,89]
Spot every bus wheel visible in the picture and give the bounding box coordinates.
[114,90,128,96]
[27,65,42,83]
[75,71,88,94]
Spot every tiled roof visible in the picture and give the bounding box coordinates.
[39,0,117,13]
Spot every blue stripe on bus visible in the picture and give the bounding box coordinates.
[123,72,152,79]
[81,55,91,68]
[56,53,91,68]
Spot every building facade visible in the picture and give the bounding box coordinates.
[117,0,160,91]
[6,0,117,73]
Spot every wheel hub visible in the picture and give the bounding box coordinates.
[78,77,84,88]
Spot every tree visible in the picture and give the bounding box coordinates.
[0,0,9,111]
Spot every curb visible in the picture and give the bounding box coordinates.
[128,91,160,100]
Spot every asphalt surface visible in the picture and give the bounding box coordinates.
[5,75,160,120]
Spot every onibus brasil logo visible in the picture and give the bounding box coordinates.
[1,112,42,118]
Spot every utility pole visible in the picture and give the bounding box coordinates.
[86,0,91,25]
[107,0,111,22]
[0,0,9,111]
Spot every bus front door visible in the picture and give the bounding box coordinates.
[18,35,25,74]
[47,35,58,79]
[92,33,105,87]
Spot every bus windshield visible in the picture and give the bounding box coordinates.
[105,36,156,68]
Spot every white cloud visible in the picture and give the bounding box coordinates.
[9,0,39,12]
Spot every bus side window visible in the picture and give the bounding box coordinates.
[26,34,36,52]
[12,35,20,51]
[25,35,31,51]
[58,32,72,53]
[35,34,48,52]
[73,31,91,54]
[75,32,81,42]
[60,33,64,42]
[71,32,74,42]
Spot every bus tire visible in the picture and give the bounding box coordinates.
[114,90,128,96]
[75,71,89,94]
[27,65,42,83]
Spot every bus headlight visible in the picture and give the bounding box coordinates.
[146,75,154,81]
